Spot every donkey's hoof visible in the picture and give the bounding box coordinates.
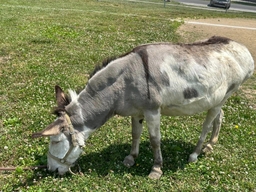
[148,166,162,180]
[123,155,135,168]
[188,153,198,163]
[202,144,213,154]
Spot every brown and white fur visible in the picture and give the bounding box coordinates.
[32,36,254,179]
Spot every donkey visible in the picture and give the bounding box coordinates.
[32,36,254,179]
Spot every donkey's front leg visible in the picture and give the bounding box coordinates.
[144,109,163,180]
[123,116,143,168]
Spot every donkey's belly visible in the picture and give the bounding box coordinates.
[161,98,216,116]
[161,105,205,116]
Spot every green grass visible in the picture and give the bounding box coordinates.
[0,0,256,191]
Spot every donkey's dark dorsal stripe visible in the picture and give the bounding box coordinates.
[33,36,254,179]
[204,36,231,45]
[185,36,231,46]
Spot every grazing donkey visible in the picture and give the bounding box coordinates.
[32,36,254,179]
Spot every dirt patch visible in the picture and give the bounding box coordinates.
[178,18,256,108]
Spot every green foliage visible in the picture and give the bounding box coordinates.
[0,0,255,191]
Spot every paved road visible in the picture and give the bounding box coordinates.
[175,0,256,13]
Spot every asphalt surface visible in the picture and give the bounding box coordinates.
[175,0,256,13]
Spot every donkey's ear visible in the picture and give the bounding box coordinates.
[32,119,64,138]
[55,85,69,108]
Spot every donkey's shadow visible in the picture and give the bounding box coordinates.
[77,139,195,177]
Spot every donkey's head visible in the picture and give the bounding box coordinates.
[32,86,84,175]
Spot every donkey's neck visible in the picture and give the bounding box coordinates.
[72,80,121,130]
[66,58,127,135]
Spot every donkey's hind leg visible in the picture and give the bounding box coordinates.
[203,109,224,153]
[189,107,222,163]
[123,116,143,168]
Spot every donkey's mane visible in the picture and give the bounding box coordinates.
[89,45,149,79]
[89,56,119,79]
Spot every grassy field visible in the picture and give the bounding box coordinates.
[0,0,256,191]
